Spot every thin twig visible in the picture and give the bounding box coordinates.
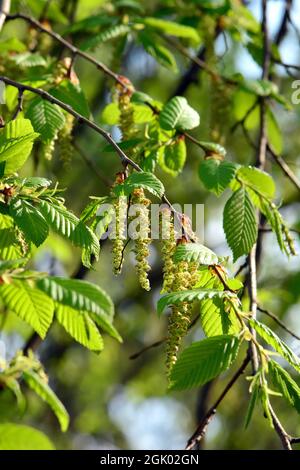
[267,145,300,192]
[11,88,24,120]
[130,314,200,360]
[257,305,300,341]
[269,404,292,450]
[185,354,251,450]
[274,0,293,46]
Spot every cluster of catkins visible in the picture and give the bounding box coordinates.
[111,78,152,290]
[111,175,152,291]
[160,209,199,373]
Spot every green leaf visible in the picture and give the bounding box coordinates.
[174,243,218,265]
[157,289,237,316]
[269,360,300,413]
[245,380,260,428]
[80,196,110,223]
[64,14,114,34]
[38,200,99,264]
[7,176,52,189]
[37,276,121,342]
[55,304,104,352]
[0,214,23,260]
[37,276,113,320]
[81,24,131,51]
[0,119,39,174]
[114,171,164,198]
[12,52,47,68]
[197,141,227,157]
[201,297,241,337]
[26,97,65,142]
[199,159,237,196]
[0,423,55,450]
[139,31,178,72]
[0,280,54,338]
[169,335,240,390]
[223,187,257,261]
[237,166,275,199]
[50,80,90,118]
[260,200,291,255]
[0,258,27,274]
[101,103,120,125]
[143,17,200,43]
[161,138,186,175]
[249,318,300,373]
[10,199,49,247]
[159,96,200,131]
[241,79,278,97]
[23,370,69,431]
[266,108,283,155]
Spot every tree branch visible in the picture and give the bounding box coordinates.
[185,354,251,450]
[267,145,300,192]
[257,305,300,341]
[5,13,127,89]
[269,404,292,450]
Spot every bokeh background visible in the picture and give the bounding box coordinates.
[1,0,300,449]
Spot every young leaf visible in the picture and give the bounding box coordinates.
[0,280,54,338]
[37,276,114,320]
[157,289,237,316]
[161,139,186,174]
[268,360,300,413]
[80,24,130,51]
[159,96,200,131]
[245,381,260,428]
[55,304,104,352]
[50,80,90,118]
[143,17,200,43]
[0,423,55,450]
[0,214,23,260]
[249,318,300,373]
[37,276,121,341]
[12,52,47,68]
[169,335,240,390]
[38,200,99,264]
[199,159,237,196]
[174,243,218,265]
[139,31,178,72]
[201,297,241,337]
[23,370,69,432]
[10,199,49,247]
[113,171,164,198]
[101,103,120,125]
[26,97,65,142]
[266,108,283,155]
[0,119,39,174]
[236,166,275,199]
[223,187,258,261]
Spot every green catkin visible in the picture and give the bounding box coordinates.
[160,210,176,294]
[58,114,74,167]
[112,194,127,275]
[131,188,151,291]
[165,241,199,374]
[41,138,56,161]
